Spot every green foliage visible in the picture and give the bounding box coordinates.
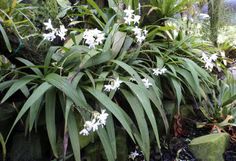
[0,0,38,39]
[148,0,195,20]
[0,133,6,161]
[0,0,230,161]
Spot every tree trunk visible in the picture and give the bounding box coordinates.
[208,0,223,46]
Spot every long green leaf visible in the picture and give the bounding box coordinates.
[64,98,73,134]
[45,73,88,108]
[6,82,52,142]
[0,23,12,52]
[124,82,161,150]
[105,113,117,158]
[1,76,36,103]
[45,88,58,157]
[87,0,108,22]
[121,89,150,161]
[29,96,42,132]
[44,47,59,74]
[68,111,81,161]
[0,133,6,161]
[0,80,15,91]
[111,31,126,57]
[97,128,116,161]
[16,58,43,77]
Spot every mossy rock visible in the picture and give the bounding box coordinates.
[189,133,230,161]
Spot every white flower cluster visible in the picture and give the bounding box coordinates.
[124,6,147,44]
[201,53,218,71]
[104,77,123,92]
[132,26,148,44]
[152,67,167,76]
[130,77,152,89]
[43,19,68,41]
[79,110,109,136]
[83,28,105,48]
[124,6,141,25]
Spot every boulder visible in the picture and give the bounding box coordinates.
[189,133,230,161]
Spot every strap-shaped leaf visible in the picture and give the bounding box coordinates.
[1,76,36,103]
[111,31,126,57]
[170,78,183,108]
[124,82,161,150]
[0,23,12,52]
[45,73,88,108]
[0,133,6,161]
[105,113,117,158]
[87,0,108,22]
[16,58,43,77]
[29,96,43,132]
[121,89,150,160]
[6,82,52,142]
[44,47,59,74]
[97,128,116,161]
[45,88,58,157]
[68,111,81,161]
[80,50,113,69]
[0,80,15,91]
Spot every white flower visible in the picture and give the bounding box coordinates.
[133,15,141,24]
[97,110,109,126]
[43,32,56,41]
[201,53,217,71]
[79,110,109,136]
[132,26,147,44]
[112,77,123,89]
[104,84,113,92]
[205,60,214,71]
[83,28,105,48]
[136,34,146,44]
[91,121,100,132]
[124,6,134,17]
[201,52,208,62]
[84,120,96,131]
[43,20,68,41]
[152,67,167,76]
[104,77,123,92]
[143,29,148,35]
[79,129,89,136]
[129,150,140,160]
[210,54,218,61]
[132,26,142,35]
[96,33,105,44]
[43,19,54,30]
[124,6,141,25]
[56,25,68,40]
[160,68,167,74]
[142,78,152,89]
[124,16,133,25]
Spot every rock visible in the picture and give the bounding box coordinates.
[189,133,230,161]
